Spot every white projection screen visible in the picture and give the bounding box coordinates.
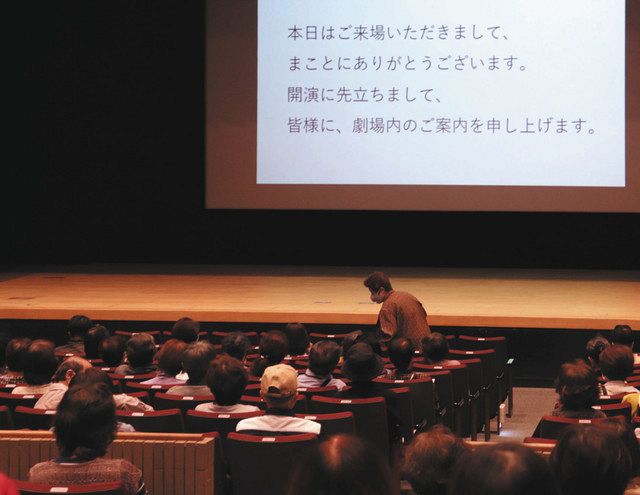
[206,0,640,212]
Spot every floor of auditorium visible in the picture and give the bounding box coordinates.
[493,387,556,442]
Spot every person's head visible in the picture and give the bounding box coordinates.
[83,325,110,359]
[341,331,365,358]
[342,342,384,383]
[595,418,640,478]
[284,323,310,356]
[52,357,91,385]
[401,425,469,495]
[555,359,599,410]
[221,332,252,361]
[585,335,610,367]
[67,315,93,339]
[388,337,415,372]
[156,339,188,377]
[251,331,289,377]
[610,324,634,348]
[287,434,394,495]
[206,355,249,405]
[23,340,58,385]
[363,272,393,304]
[308,340,341,377]
[450,443,560,495]
[171,317,200,344]
[124,333,156,369]
[54,383,116,459]
[98,336,126,367]
[70,367,114,392]
[260,364,298,409]
[4,337,32,372]
[422,333,450,363]
[600,344,634,381]
[182,341,217,385]
[550,425,631,495]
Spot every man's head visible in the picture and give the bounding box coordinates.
[284,323,310,356]
[555,359,599,410]
[388,337,415,372]
[600,344,634,381]
[125,333,156,369]
[182,341,217,385]
[83,325,110,359]
[260,364,298,409]
[363,272,393,304]
[610,324,634,349]
[585,335,610,366]
[206,355,249,405]
[221,332,252,361]
[422,333,451,363]
[67,315,93,339]
[98,336,126,367]
[342,342,384,382]
[171,317,200,344]
[5,337,32,372]
[23,340,58,385]
[308,340,341,377]
[52,356,92,385]
[156,339,188,377]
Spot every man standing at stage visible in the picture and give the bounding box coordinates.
[364,272,430,350]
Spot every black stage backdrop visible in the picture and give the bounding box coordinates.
[7,1,640,269]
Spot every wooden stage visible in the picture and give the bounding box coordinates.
[0,265,638,330]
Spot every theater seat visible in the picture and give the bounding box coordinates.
[13,406,56,430]
[294,411,355,439]
[0,392,42,411]
[14,480,123,494]
[115,409,184,433]
[536,415,617,440]
[185,409,265,436]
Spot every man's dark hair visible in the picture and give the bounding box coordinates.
[600,344,634,381]
[595,418,640,478]
[67,315,94,339]
[83,325,110,359]
[284,323,309,356]
[125,333,156,368]
[388,338,415,373]
[341,331,365,358]
[422,333,450,363]
[157,339,188,376]
[23,340,58,385]
[54,383,116,459]
[585,335,610,365]
[363,272,392,292]
[206,355,248,405]
[401,425,469,495]
[450,443,560,495]
[221,332,252,361]
[70,367,115,392]
[98,336,126,367]
[182,341,217,385]
[550,425,631,495]
[171,317,200,344]
[611,324,634,348]
[555,359,599,411]
[250,331,288,377]
[287,434,394,495]
[308,340,341,376]
[5,337,32,372]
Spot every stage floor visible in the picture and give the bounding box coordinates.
[0,265,638,329]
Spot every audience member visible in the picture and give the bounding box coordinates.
[585,334,610,376]
[550,424,631,495]
[114,333,157,375]
[386,337,426,380]
[236,364,320,434]
[450,443,560,495]
[600,345,638,395]
[167,341,216,395]
[171,317,200,344]
[140,339,187,386]
[195,355,260,413]
[83,324,110,360]
[551,359,606,419]
[594,418,640,493]
[0,337,31,385]
[55,314,93,355]
[34,356,92,410]
[610,324,640,365]
[283,323,310,358]
[340,330,365,362]
[221,332,252,362]
[401,425,469,495]
[297,340,346,390]
[422,333,460,366]
[28,383,147,494]
[287,434,393,495]
[98,336,126,368]
[13,340,58,395]
[249,330,288,377]
[71,368,152,413]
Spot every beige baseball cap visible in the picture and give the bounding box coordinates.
[260,364,298,399]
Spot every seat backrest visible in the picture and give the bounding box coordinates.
[373,377,435,426]
[108,373,158,384]
[115,408,184,433]
[113,330,161,341]
[210,331,258,345]
[0,392,42,410]
[308,395,389,455]
[239,394,307,414]
[185,409,265,435]
[596,393,628,405]
[14,480,123,494]
[592,403,632,421]
[294,411,355,440]
[538,415,617,439]
[13,407,57,430]
[449,350,496,390]
[225,432,317,495]
[0,405,13,429]
[153,393,214,416]
[456,335,508,374]
[389,387,414,443]
[309,332,351,344]
[123,381,173,397]
[296,386,338,401]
